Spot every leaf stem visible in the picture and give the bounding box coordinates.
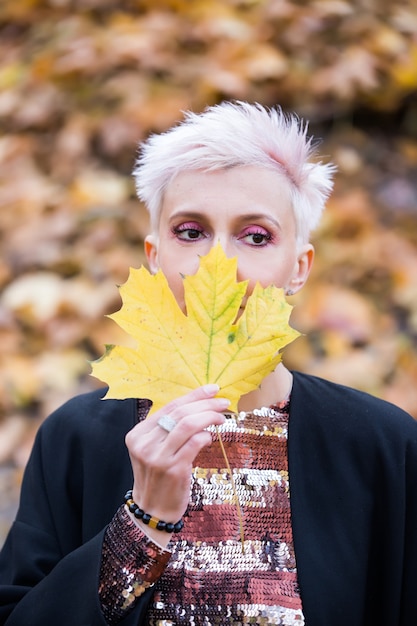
[216,426,245,553]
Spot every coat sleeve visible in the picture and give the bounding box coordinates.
[0,522,154,625]
[289,372,417,626]
[0,392,154,626]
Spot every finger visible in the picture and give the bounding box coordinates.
[176,428,217,462]
[126,395,228,457]
[157,396,229,430]
[162,407,227,453]
[128,404,227,472]
[139,384,227,434]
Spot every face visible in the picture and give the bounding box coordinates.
[145,165,314,312]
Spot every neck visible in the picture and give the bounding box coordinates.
[237,364,293,412]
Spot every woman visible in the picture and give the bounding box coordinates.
[1,101,416,626]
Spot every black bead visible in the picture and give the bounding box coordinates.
[173,519,184,533]
[134,507,144,519]
[122,490,183,533]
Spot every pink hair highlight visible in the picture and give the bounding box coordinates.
[134,101,335,245]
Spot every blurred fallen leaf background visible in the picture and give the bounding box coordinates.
[1,0,416,544]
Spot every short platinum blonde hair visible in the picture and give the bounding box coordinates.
[134,101,335,245]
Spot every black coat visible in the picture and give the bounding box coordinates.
[1,372,417,625]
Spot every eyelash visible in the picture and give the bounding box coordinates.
[240,228,272,246]
[172,224,273,247]
[173,224,206,241]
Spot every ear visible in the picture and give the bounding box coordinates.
[144,234,159,274]
[286,244,314,295]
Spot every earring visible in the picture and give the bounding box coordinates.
[285,288,295,296]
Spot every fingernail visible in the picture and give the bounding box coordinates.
[203,383,220,395]
[218,398,231,409]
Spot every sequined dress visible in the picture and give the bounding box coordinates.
[100,397,304,625]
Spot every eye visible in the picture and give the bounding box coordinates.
[173,222,206,242]
[239,227,272,247]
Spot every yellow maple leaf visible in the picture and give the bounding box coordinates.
[91,243,300,413]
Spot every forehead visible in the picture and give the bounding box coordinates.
[162,165,294,215]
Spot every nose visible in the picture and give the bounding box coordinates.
[212,235,248,287]
[214,234,234,259]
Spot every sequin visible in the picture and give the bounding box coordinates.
[99,505,171,623]
[147,398,304,625]
[99,397,304,625]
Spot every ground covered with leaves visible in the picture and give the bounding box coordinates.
[1,0,417,543]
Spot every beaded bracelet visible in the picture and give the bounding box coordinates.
[124,490,184,533]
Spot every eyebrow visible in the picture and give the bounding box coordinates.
[168,210,282,230]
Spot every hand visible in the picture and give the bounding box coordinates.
[125,384,229,545]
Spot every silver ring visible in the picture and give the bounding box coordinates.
[157,414,177,433]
